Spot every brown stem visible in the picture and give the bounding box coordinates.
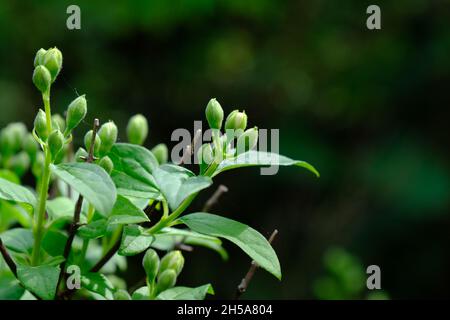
[202,184,228,212]
[234,229,279,300]
[179,129,202,165]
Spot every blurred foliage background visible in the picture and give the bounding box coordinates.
[0,0,449,299]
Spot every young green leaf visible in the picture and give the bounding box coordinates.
[0,177,37,207]
[17,265,60,300]
[81,273,115,300]
[0,228,34,254]
[179,213,281,280]
[108,195,149,225]
[213,151,319,178]
[78,219,108,239]
[51,163,117,216]
[0,271,25,300]
[119,225,154,256]
[156,284,214,300]
[131,286,150,300]
[42,230,67,256]
[153,164,212,210]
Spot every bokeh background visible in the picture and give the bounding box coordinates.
[0,0,449,299]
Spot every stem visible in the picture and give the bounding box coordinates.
[90,240,121,273]
[0,238,17,277]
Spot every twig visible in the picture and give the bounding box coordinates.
[90,239,121,273]
[202,184,228,212]
[56,119,100,298]
[234,229,278,300]
[179,129,202,165]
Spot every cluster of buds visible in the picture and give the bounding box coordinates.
[142,249,184,298]
[199,98,259,171]
[32,48,63,93]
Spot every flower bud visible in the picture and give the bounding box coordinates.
[197,143,214,165]
[84,130,101,155]
[65,95,87,133]
[0,123,27,156]
[156,269,177,293]
[74,147,88,162]
[151,143,168,165]
[114,289,131,300]
[159,250,184,276]
[205,98,224,130]
[42,47,63,82]
[32,65,51,93]
[225,110,247,135]
[98,121,118,155]
[236,126,258,155]
[34,109,49,141]
[32,152,45,178]
[34,48,47,67]
[142,249,160,283]
[51,114,66,132]
[127,114,148,145]
[48,130,64,161]
[10,152,30,177]
[23,133,39,160]
[98,156,114,175]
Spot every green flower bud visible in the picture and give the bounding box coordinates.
[34,48,47,67]
[84,130,101,155]
[114,289,131,300]
[32,152,45,178]
[51,114,66,132]
[32,65,51,93]
[98,156,114,174]
[23,133,39,160]
[65,95,87,133]
[225,110,247,134]
[0,123,27,155]
[98,121,118,155]
[42,47,63,82]
[159,250,184,276]
[236,126,258,155]
[151,143,168,165]
[10,152,30,177]
[34,109,49,141]
[205,98,224,130]
[127,114,148,145]
[142,249,160,283]
[197,143,214,165]
[156,269,177,293]
[48,130,64,161]
[74,147,88,162]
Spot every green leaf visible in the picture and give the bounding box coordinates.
[17,264,60,300]
[108,195,149,225]
[153,164,212,210]
[180,213,281,280]
[131,286,150,300]
[119,225,153,256]
[152,228,228,260]
[0,271,25,300]
[81,273,115,300]
[109,143,161,199]
[0,200,32,232]
[51,163,117,216]
[42,230,67,256]
[156,284,214,300]
[78,219,108,239]
[214,151,319,177]
[0,228,33,254]
[0,177,37,207]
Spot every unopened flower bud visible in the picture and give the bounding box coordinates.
[159,250,184,276]
[98,156,114,174]
[225,110,247,135]
[34,109,49,141]
[32,65,51,93]
[84,130,101,155]
[42,47,63,82]
[74,147,88,162]
[98,121,118,155]
[23,133,39,160]
[0,123,27,156]
[151,143,168,165]
[10,152,30,177]
[127,114,148,145]
[156,269,177,293]
[236,126,258,155]
[32,152,45,178]
[34,48,47,67]
[114,289,131,300]
[48,130,64,161]
[51,114,66,132]
[197,143,214,165]
[143,249,160,283]
[205,98,224,130]
[65,95,87,133]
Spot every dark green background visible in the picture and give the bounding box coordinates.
[0,0,449,299]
